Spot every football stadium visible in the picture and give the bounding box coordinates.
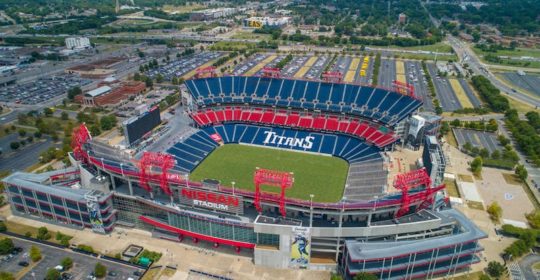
[3,70,486,279]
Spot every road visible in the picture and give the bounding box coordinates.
[447,35,540,108]
[518,254,540,280]
[0,136,57,172]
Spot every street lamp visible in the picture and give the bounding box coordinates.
[309,194,314,228]
[232,181,236,196]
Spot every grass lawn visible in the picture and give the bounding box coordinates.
[4,220,72,245]
[458,174,474,183]
[533,262,540,270]
[231,31,271,40]
[391,42,454,53]
[444,179,460,198]
[467,201,484,211]
[388,53,458,61]
[210,41,256,50]
[502,173,522,185]
[473,47,540,59]
[190,144,349,202]
[445,130,459,149]
[450,271,485,280]
[141,267,161,280]
[162,3,205,14]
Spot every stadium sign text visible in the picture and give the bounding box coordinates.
[180,189,242,213]
[263,131,315,149]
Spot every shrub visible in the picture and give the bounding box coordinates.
[61,257,73,270]
[77,244,94,253]
[94,262,107,278]
[36,227,51,240]
[0,221,7,232]
[29,245,41,262]
[0,238,14,255]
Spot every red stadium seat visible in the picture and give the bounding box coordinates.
[215,110,225,122]
[240,109,251,121]
[233,108,242,120]
[191,113,204,125]
[326,117,338,131]
[363,125,377,139]
[224,108,233,121]
[338,120,349,132]
[299,116,313,129]
[346,121,359,135]
[249,110,263,123]
[261,111,274,123]
[313,117,325,130]
[274,113,286,125]
[286,113,300,127]
[206,110,218,123]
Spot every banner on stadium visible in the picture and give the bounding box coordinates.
[290,226,311,268]
[210,133,223,144]
[179,188,244,215]
[85,195,105,234]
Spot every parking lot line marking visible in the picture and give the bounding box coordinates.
[246,55,277,76]
[294,56,318,78]
[344,58,361,82]
[449,78,474,108]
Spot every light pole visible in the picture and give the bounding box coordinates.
[185,174,189,189]
[309,194,314,228]
[232,181,236,196]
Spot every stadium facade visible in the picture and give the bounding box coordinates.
[3,75,486,279]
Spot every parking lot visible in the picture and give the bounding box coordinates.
[377,58,396,89]
[0,74,92,105]
[426,63,462,112]
[146,51,223,81]
[453,128,501,154]
[502,72,540,97]
[0,236,144,280]
[404,61,433,112]
[280,55,309,77]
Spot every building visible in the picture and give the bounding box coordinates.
[422,135,446,187]
[398,13,407,24]
[3,76,485,279]
[405,113,442,149]
[3,168,116,233]
[243,17,291,28]
[75,81,145,107]
[190,8,236,21]
[65,37,91,50]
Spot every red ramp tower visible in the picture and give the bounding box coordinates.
[253,168,294,217]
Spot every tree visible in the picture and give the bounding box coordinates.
[145,77,153,88]
[44,268,60,280]
[43,108,53,117]
[0,272,14,280]
[18,129,26,137]
[491,150,501,159]
[487,261,506,278]
[37,226,51,240]
[353,273,378,280]
[61,257,73,270]
[94,262,107,278]
[470,156,483,175]
[100,115,117,131]
[515,164,528,182]
[479,148,489,159]
[0,221,6,232]
[67,87,82,100]
[450,119,461,127]
[0,238,14,255]
[34,131,42,138]
[10,142,20,150]
[479,274,491,280]
[526,210,540,229]
[61,111,69,120]
[30,245,41,262]
[487,202,503,224]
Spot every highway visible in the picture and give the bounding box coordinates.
[447,35,540,108]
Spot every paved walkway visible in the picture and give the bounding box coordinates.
[0,207,329,280]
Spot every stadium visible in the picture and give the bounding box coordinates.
[3,69,486,279]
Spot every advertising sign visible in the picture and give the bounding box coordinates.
[85,195,105,234]
[290,227,311,268]
[179,188,244,214]
[210,133,223,144]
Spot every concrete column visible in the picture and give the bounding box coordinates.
[110,174,116,190]
[128,180,134,196]
[366,212,372,226]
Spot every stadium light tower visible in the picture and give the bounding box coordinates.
[232,181,236,196]
[309,194,314,228]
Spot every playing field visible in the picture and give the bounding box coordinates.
[189,144,348,203]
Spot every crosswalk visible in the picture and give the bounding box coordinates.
[508,262,524,280]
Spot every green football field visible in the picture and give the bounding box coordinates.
[189,144,348,203]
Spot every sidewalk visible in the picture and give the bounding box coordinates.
[0,207,329,280]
